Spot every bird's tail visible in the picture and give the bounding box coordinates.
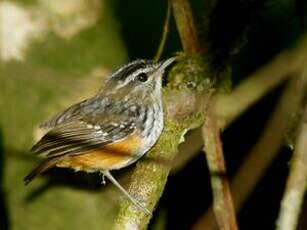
[24,158,58,185]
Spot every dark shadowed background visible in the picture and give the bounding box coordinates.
[0,0,306,229]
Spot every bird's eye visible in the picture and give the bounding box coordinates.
[136,73,148,82]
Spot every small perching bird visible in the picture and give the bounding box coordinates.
[24,57,176,214]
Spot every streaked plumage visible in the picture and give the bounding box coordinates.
[24,57,176,214]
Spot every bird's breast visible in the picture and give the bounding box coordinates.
[136,101,163,158]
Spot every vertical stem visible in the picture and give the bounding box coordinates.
[276,75,307,230]
[172,0,200,54]
[202,98,238,230]
[276,112,307,230]
[154,0,172,62]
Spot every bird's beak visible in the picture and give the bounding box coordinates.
[157,57,177,72]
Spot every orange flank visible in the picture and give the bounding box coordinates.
[56,133,142,171]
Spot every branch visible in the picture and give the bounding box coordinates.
[276,74,307,230]
[202,98,238,230]
[172,0,200,54]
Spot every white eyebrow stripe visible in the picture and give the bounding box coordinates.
[114,66,156,90]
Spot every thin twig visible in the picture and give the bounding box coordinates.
[171,0,200,54]
[202,97,238,230]
[154,0,172,62]
[276,74,307,230]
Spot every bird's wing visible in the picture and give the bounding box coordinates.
[32,118,136,158]
[39,97,104,128]
[32,96,140,158]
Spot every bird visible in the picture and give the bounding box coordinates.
[24,57,176,214]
